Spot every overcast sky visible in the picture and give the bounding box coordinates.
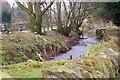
[7,0,24,7]
[7,0,15,6]
[5,0,120,7]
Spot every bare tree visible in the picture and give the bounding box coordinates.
[56,2,99,36]
[56,2,63,33]
[10,4,16,32]
[15,0,55,34]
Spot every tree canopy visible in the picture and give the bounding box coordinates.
[93,2,120,27]
[104,2,120,27]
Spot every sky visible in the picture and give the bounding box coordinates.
[6,0,120,7]
[7,0,15,6]
[7,0,24,7]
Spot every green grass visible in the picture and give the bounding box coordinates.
[42,26,57,30]
[88,36,118,56]
[0,60,72,78]
[112,30,120,34]
[1,32,68,65]
[1,64,61,78]
[16,25,58,32]
[88,29,120,56]
[96,27,120,30]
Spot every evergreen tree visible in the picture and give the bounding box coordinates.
[104,2,120,27]
[2,10,11,24]
[93,2,120,27]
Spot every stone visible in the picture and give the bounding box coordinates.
[0,71,12,79]
[42,51,119,78]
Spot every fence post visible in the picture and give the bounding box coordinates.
[70,55,72,60]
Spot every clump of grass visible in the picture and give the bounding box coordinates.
[44,33,53,36]
[1,32,70,65]
[88,36,118,56]
[27,60,72,68]
[96,27,120,30]
[1,60,72,78]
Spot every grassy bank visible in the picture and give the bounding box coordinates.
[1,31,76,65]
[88,29,120,77]
[88,36,118,56]
[88,29,119,56]
[1,60,72,78]
[0,31,78,78]
[96,26,120,30]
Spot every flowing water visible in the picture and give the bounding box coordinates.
[50,38,99,61]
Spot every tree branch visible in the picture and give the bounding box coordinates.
[63,2,68,15]
[41,0,55,16]
[15,0,35,17]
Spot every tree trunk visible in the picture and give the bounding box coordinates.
[62,25,71,36]
[36,18,42,34]
[16,1,54,34]
[56,2,63,33]
[29,16,36,32]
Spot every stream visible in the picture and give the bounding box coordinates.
[51,38,100,61]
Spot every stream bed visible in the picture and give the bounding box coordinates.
[51,38,100,61]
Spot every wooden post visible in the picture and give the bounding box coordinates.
[70,55,72,60]
[83,54,84,56]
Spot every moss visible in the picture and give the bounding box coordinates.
[88,60,97,66]
[26,60,72,68]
